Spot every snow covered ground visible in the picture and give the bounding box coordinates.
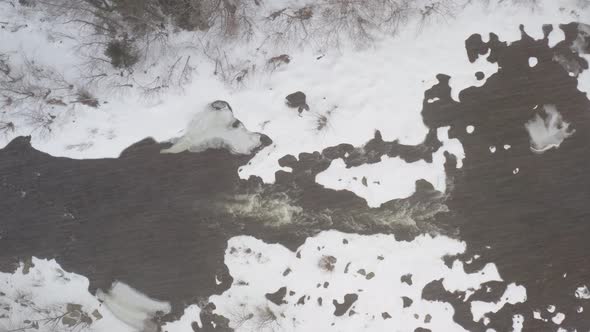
[209,231,515,332]
[1,0,590,331]
[1,0,587,205]
[0,233,530,332]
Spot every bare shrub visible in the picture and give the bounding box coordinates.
[21,106,56,136]
[0,121,16,134]
[0,53,99,135]
[417,1,458,31]
[227,304,254,329]
[267,54,290,71]
[75,88,99,107]
[318,255,337,271]
[104,39,139,69]
[0,288,97,332]
[313,105,338,132]
[2,302,94,332]
[200,41,253,85]
[13,0,460,90]
[255,305,281,331]
[0,55,73,108]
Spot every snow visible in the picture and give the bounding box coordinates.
[512,314,525,332]
[0,233,527,332]
[208,230,521,331]
[0,258,134,332]
[574,285,590,299]
[160,100,263,155]
[442,260,502,293]
[0,0,585,208]
[162,305,202,332]
[315,127,464,207]
[0,0,588,331]
[551,312,566,325]
[470,283,527,322]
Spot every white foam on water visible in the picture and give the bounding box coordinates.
[525,105,575,153]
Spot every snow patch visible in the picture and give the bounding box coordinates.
[575,285,590,299]
[0,258,134,332]
[315,127,463,207]
[161,101,263,155]
[470,283,527,322]
[512,314,524,332]
[528,57,538,67]
[551,312,565,325]
[210,230,517,331]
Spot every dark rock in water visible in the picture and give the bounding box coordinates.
[402,296,413,308]
[381,312,392,320]
[332,293,358,316]
[285,91,310,114]
[317,297,322,306]
[414,328,431,332]
[475,71,485,80]
[465,34,489,63]
[265,287,287,305]
[210,100,233,111]
[196,303,232,331]
[297,295,306,305]
[365,272,375,280]
[421,279,446,302]
[401,273,413,286]
[282,268,292,276]
[424,314,432,323]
